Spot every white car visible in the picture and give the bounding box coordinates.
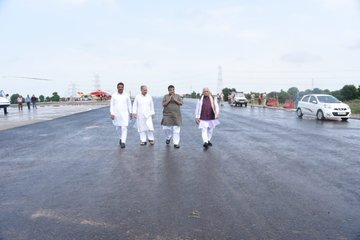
[296,94,351,121]
[231,92,248,107]
[0,90,10,115]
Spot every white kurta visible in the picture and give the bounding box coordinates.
[132,94,155,132]
[110,92,132,127]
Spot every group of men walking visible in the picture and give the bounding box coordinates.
[16,94,37,111]
[110,82,220,149]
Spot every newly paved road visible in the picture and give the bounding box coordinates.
[1,98,359,240]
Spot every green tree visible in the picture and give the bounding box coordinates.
[323,89,331,94]
[190,91,198,98]
[303,89,313,95]
[50,92,60,102]
[39,95,45,102]
[287,87,299,98]
[222,87,236,101]
[278,90,290,104]
[330,90,342,100]
[312,88,322,94]
[267,91,278,99]
[10,94,19,104]
[340,85,358,101]
[45,96,51,102]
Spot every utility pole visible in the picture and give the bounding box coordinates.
[94,73,101,91]
[217,65,224,106]
[217,65,223,95]
[68,82,77,101]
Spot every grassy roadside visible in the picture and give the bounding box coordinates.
[345,99,360,114]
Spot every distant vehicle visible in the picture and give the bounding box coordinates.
[79,95,93,101]
[0,90,10,114]
[296,94,351,121]
[82,96,93,101]
[230,92,248,107]
[90,90,111,100]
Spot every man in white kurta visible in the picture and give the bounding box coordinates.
[132,85,155,145]
[110,82,132,148]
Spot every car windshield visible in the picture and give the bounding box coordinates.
[235,93,245,97]
[317,95,341,103]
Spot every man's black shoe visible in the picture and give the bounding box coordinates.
[174,144,180,148]
[203,142,208,149]
[120,143,126,148]
[166,138,171,144]
[208,141,212,147]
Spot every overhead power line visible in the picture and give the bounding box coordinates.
[226,69,360,74]
[1,75,52,81]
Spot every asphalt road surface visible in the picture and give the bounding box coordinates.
[1,98,359,240]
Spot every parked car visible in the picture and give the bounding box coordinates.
[296,94,351,121]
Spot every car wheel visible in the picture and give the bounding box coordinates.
[245,103,247,107]
[296,108,303,118]
[341,118,348,121]
[316,110,324,120]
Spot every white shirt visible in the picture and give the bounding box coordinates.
[132,94,155,119]
[132,93,155,131]
[110,92,132,127]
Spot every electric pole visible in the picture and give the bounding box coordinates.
[217,65,223,95]
[94,74,101,91]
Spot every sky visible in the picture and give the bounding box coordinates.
[0,0,360,97]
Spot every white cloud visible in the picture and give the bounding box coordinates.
[202,24,232,33]
[316,0,359,12]
[1,1,359,96]
[234,30,266,40]
[349,42,360,50]
[60,0,89,5]
[183,5,245,33]
[30,0,89,6]
[204,6,244,18]
[30,0,118,7]
[281,52,323,64]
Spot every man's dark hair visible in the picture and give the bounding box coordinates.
[168,85,174,90]
[117,82,124,87]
